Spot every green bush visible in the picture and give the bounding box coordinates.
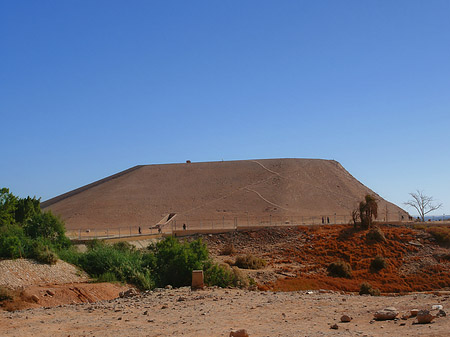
[112,241,136,252]
[204,262,236,287]
[359,282,380,296]
[370,256,386,272]
[0,225,31,258]
[327,260,352,278]
[203,262,251,288]
[234,254,266,269]
[76,242,154,289]
[0,188,71,264]
[150,236,209,287]
[366,227,386,243]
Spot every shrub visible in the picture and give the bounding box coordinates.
[327,260,352,278]
[366,227,386,243]
[370,256,386,272]
[96,271,119,283]
[204,262,236,288]
[427,227,450,246]
[112,241,136,252]
[0,286,13,301]
[76,242,154,290]
[204,262,251,288]
[234,254,266,269]
[149,236,209,288]
[220,243,236,256]
[359,282,380,296]
[0,224,31,258]
[33,244,58,265]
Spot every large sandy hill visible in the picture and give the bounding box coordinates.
[42,158,407,230]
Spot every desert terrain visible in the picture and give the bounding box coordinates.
[1,224,450,336]
[1,286,449,337]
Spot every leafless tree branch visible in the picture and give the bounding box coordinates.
[404,190,443,222]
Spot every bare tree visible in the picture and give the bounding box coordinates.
[404,190,443,222]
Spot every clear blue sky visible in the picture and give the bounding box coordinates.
[1,1,449,215]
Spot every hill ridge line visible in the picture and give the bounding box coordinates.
[40,165,144,208]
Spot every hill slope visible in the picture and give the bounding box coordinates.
[42,158,407,229]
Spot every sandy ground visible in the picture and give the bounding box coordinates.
[1,287,449,337]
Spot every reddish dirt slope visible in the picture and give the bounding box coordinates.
[42,159,407,230]
[201,224,450,293]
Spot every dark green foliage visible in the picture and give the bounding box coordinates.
[0,188,18,227]
[150,236,209,287]
[0,224,31,258]
[359,282,380,296]
[234,254,267,269]
[366,227,386,243]
[0,188,71,264]
[77,240,154,290]
[327,260,352,278]
[370,256,386,272]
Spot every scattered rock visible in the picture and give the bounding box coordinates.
[165,285,173,290]
[437,309,446,317]
[119,288,138,298]
[410,309,419,317]
[340,315,352,322]
[177,297,186,302]
[229,329,249,337]
[31,295,39,303]
[330,323,339,330]
[46,290,55,296]
[415,310,434,324]
[374,307,398,321]
[431,305,443,310]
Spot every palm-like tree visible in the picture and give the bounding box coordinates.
[359,194,378,228]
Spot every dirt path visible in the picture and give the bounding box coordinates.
[1,287,448,337]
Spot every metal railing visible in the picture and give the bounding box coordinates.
[67,213,412,241]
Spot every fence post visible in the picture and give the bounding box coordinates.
[222,216,224,229]
[79,229,81,240]
[119,227,121,238]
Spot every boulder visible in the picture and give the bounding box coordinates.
[229,329,249,337]
[374,307,398,321]
[416,310,434,324]
[410,309,419,317]
[340,315,352,322]
[119,288,138,298]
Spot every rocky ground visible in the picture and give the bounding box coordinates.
[195,225,450,293]
[1,287,449,337]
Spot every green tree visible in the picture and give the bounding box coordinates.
[0,188,18,227]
